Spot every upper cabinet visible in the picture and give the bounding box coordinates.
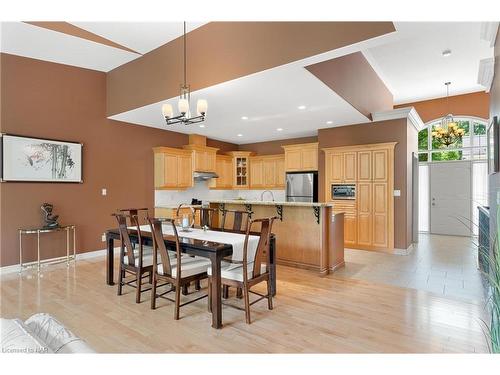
[249,154,285,189]
[153,147,194,190]
[209,154,233,190]
[225,151,254,189]
[328,152,357,183]
[282,143,318,172]
[182,144,218,172]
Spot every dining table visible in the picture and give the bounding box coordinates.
[105,225,276,329]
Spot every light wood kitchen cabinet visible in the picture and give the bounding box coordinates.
[322,142,396,252]
[226,151,254,189]
[329,153,344,183]
[182,144,218,172]
[249,154,285,189]
[328,151,357,183]
[210,154,233,189]
[343,152,357,182]
[357,150,372,181]
[250,157,264,188]
[357,182,372,247]
[153,147,194,190]
[275,157,285,188]
[282,143,318,172]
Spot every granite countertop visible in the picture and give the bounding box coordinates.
[155,204,203,209]
[208,199,333,207]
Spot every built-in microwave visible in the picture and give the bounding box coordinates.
[331,184,356,200]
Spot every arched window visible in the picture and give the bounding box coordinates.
[418,117,488,162]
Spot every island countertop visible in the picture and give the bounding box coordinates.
[208,199,333,208]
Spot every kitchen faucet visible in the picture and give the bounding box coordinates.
[261,190,275,202]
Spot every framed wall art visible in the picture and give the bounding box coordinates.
[0,134,83,182]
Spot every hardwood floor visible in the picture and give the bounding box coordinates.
[0,256,488,353]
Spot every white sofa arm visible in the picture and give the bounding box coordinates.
[24,313,94,353]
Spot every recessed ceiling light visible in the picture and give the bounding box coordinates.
[241,116,248,120]
[199,124,205,128]
[277,128,283,131]
[237,134,243,137]
[326,121,333,125]
[442,49,452,57]
[298,105,306,110]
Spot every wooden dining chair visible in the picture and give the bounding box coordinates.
[148,218,212,320]
[113,213,153,304]
[194,207,218,228]
[220,209,251,232]
[207,216,277,324]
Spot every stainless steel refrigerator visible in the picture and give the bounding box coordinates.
[285,172,318,202]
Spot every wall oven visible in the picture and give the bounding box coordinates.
[331,184,356,200]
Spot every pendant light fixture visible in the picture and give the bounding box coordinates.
[162,22,207,125]
[431,82,464,147]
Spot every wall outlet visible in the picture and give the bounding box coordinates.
[101,188,107,196]
[393,189,401,197]
[101,233,106,242]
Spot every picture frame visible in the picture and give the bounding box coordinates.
[0,134,83,183]
[487,116,499,175]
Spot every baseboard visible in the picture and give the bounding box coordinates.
[0,247,117,275]
[328,260,345,273]
[393,244,414,255]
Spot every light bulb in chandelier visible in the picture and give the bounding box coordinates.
[162,103,173,119]
[197,99,208,116]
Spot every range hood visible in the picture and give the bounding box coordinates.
[193,171,219,181]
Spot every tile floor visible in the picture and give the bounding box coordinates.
[334,233,488,303]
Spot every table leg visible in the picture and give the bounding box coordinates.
[66,227,70,266]
[210,253,223,329]
[73,227,76,262]
[106,234,115,285]
[37,230,41,273]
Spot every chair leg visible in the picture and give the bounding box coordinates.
[243,285,251,324]
[182,284,189,295]
[150,274,157,310]
[266,279,273,310]
[135,271,142,304]
[148,271,153,284]
[236,287,243,299]
[117,264,124,296]
[207,278,212,312]
[195,279,201,291]
[174,284,181,320]
[222,285,229,299]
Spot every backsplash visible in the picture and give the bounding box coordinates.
[155,180,285,207]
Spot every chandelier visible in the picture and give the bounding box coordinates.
[162,22,207,125]
[431,82,464,147]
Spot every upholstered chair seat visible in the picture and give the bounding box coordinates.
[207,262,266,283]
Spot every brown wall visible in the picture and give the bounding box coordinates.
[396,91,490,123]
[238,136,318,155]
[489,32,500,253]
[306,52,393,118]
[107,22,395,116]
[0,53,221,267]
[318,118,416,249]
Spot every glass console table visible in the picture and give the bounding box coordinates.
[18,225,76,272]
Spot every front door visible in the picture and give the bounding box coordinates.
[430,161,471,236]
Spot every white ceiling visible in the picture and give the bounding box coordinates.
[0,21,206,71]
[363,22,494,104]
[109,64,369,144]
[70,22,206,55]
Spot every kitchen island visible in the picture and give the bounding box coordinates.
[209,200,344,275]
